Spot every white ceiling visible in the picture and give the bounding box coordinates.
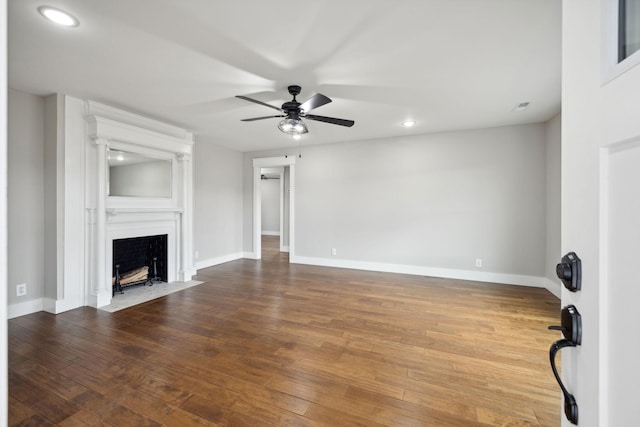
[8,0,561,152]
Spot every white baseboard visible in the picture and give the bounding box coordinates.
[280,245,290,253]
[43,296,84,314]
[195,252,244,270]
[8,298,44,319]
[290,255,549,289]
[85,291,112,310]
[261,231,280,236]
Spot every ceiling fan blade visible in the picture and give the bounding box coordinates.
[241,115,285,122]
[236,95,283,112]
[299,93,332,113]
[304,114,355,127]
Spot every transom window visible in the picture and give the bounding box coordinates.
[619,0,640,62]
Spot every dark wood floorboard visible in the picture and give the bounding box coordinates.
[9,236,561,426]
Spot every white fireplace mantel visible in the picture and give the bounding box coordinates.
[85,106,195,308]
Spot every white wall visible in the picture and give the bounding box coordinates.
[545,113,561,291]
[193,140,244,269]
[260,177,280,234]
[244,124,549,283]
[7,89,45,308]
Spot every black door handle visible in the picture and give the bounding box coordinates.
[549,339,578,424]
[548,304,581,425]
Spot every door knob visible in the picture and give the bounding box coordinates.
[556,252,581,292]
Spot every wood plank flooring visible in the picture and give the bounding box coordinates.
[9,236,561,426]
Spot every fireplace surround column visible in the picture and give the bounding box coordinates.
[177,153,193,281]
[92,137,111,306]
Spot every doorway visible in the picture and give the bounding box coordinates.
[252,156,295,260]
[260,166,287,259]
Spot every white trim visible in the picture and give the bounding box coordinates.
[87,101,193,140]
[599,144,612,427]
[281,245,290,253]
[253,165,262,258]
[8,298,45,319]
[0,9,7,424]
[289,166,296,257]
[262,231,280,236]
[252,157,296,260]
[278,168,285,251]
[43,296,88,315]
[87,116,193,153]
[596,136,640,425]
[195,252,244,270]
[290,255,549,289]
[253,156,296,168]
[107,207,183,216]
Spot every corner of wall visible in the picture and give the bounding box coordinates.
[543,277,561,299]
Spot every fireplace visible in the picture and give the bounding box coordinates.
[112,234,168,294]
[80,105,194,310]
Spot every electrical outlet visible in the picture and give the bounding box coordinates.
[16,283,27,297]
[331,248,337,256]
[475,259,483,268]
[194,250,199,260]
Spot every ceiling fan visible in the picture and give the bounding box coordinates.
[236,85,355,136]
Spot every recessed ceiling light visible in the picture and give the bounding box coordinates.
[38,6,79,27]
[401,120,416,128]
[513,102,530,112]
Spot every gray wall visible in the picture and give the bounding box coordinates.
[260,177,280,234]
[8,89,45,305]
[244,124,548,276]
[545,113,561,285]
[193,140,243,263]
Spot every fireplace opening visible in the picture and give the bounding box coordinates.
[112,234,168,295]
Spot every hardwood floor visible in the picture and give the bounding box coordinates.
[9,237,561,426]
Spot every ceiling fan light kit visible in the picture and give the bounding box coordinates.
[237,85,354,137]
[278,118,308,135]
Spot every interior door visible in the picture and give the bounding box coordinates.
[562,0,640,425]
